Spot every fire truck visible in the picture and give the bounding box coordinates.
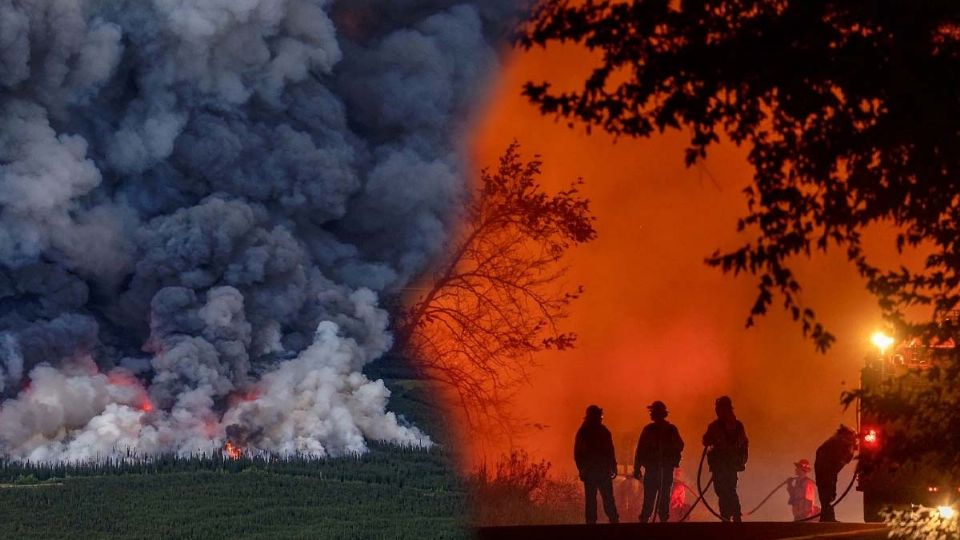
[856,314,960,522]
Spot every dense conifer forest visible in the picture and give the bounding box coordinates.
[0,366,464,539]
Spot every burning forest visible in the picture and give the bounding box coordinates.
[0,0,514,463]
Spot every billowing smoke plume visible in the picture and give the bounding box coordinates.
[0,0,509,462]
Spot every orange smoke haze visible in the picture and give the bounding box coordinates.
[465,44,893,521]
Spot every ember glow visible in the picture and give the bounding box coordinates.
[224,441,243,461]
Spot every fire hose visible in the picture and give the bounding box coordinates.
[694,445,724,520]
[637,461,713,523]
[679,475,713,522]
[692,446,860,522]
[744,478,790,516]
[795,464,859,522]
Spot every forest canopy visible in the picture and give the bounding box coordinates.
[519,0,960,349]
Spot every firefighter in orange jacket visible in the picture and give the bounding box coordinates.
[786,458,819,520]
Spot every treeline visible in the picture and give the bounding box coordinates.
[0,444,466,539]
[0,443,453,490]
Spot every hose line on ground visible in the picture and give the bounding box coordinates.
[695,446,724,521]
[679,476,713,522]
[795,463,859,522]
[744,478,790,516]
[693,446,859,522]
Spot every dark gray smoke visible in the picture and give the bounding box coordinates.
[0,0,510,461]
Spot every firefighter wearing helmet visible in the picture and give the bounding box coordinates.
[632,400,684,522]
[702,396,749,522]
[574,405,620,524]
[786,458,819,520]
[814,425,857,522]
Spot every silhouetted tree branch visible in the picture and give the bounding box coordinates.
[518,1,960,519]
[396,141,596,431]
[519,0,960,351]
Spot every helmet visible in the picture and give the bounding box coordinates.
[715,396,733,410]
[585,404,603,419]
[647,400,668,417]
[794,459,812,472]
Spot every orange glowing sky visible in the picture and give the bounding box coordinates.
[467,44,890,522]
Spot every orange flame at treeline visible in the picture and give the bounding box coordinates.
[224,441,243,460]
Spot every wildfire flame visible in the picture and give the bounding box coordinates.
[226,388,261,408]
[224,441,243,460]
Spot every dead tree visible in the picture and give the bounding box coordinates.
[396,141,596,432]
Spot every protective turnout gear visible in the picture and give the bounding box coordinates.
[633,410,684,522]
[634,421,684,471]
[575,405,619,524]
[713,469,742,521]
[786,459,819,521]
[583,477,619,524]
[815,425,857,522]
[702,396,749,522]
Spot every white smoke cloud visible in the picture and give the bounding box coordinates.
[0,0,511,462]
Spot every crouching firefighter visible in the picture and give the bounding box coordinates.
[575,405,620,524]
[633,400,684,522]
[702,396,749,522]
[814,425,857,522]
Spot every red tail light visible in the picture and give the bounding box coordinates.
[861,427,881,449]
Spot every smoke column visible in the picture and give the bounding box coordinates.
[0,0,509,462]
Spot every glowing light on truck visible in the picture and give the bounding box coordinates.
[871,331,895,355]
[861,427,880,449]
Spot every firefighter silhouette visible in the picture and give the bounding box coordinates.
[574,405,620,524]
[814,425,857,522]
[633,400,684,522]
[786,458,819,520]
[702,396,749,522]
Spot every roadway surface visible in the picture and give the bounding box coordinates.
[475,522,889,540]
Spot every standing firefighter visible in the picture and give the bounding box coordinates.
[786,458,819,521]
[633,400,684,522]
[574,405,620,524]
[702,396,749,522]
[815,425,857,522]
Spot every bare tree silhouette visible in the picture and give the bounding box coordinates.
[396,141,596,432]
